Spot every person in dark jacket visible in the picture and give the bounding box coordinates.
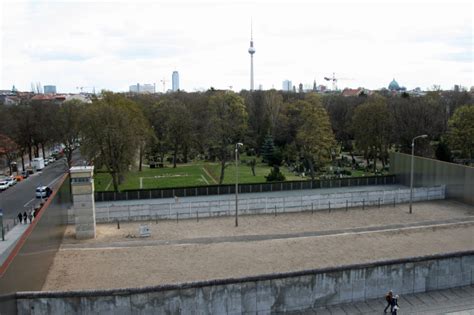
[384,290,393,313]
[23,211,28,224]
[17,212,23,224]
[391,294,400,314]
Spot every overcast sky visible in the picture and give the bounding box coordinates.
[1,0,472,93]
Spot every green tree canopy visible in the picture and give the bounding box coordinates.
[207,92,248,184]
[447,105,474,159]
[352,95,392,170]
[296,95,336,180]
[81,92,150,191]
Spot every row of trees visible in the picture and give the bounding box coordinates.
[0,89,472,191]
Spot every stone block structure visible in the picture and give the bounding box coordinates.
[70,166,95,239]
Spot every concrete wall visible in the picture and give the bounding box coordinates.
[70,186,445,223]
[15,251,474,314]
[390,152,474,205]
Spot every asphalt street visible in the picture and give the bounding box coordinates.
[0,151,81,224]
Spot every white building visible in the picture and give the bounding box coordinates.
[172,71,179,92]
[282,80,292,92]
[129,83,155,94]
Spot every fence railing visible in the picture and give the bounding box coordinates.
[86,185,445,224]
[94,175,397,202]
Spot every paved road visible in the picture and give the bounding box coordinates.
[0,151,82,224]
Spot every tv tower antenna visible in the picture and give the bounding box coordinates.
[248,18,256,91]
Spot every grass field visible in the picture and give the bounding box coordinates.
[93,157,382,192]
[94,160,303,192]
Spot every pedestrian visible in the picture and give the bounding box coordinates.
[17,212,23,224]
[23,211,28,224]
[28,211,33,224]
[391,294,400,315]
[384,289,393,313]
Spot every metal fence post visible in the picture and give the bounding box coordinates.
[311,202,314,214]
[328,201,331,213]
[346,200,348,211]
[274,205,277,217]
[197,211,199,222]
[362,199,365,210]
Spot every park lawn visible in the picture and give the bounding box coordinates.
[94,164,216,191]
[206,162,302,185]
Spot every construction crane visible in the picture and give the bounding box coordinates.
[324,73,354,91]
[76,86,93,93]
[160,78,168,93]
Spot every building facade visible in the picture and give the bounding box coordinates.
[282,80,292,92]
[129,83,155,93]
[172,71,179,92]
[43,85,57,94]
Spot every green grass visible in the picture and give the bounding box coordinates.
[94,163,216,191]
[93,159,383,192]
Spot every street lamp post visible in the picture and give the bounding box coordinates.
[235,142,243,227]
[409,134,428,214]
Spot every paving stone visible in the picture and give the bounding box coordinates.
[325,305,347,315]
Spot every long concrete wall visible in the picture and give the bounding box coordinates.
[15,251,474,314]
[73,186,445,223]
[390,152,474,205]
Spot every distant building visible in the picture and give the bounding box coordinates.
[282,80,292,92]
[172,71,179,92]
[43,85,57,94]
[298,83,303,93]
[341,88,371,97]
[388,78,406,92]
[129,83,155,94]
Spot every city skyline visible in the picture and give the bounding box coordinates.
[1,0,472,93]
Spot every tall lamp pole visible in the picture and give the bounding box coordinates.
[409,134,428,214]
[235,142,243,227]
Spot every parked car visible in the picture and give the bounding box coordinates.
[35,186,53,199]
[21,171,30,179]
[48,157,55,164]
[0,180,9,191]
[6,176,17,186]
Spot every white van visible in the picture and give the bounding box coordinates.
[32,157,45,171]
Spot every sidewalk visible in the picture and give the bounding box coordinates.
[309,285,474,315]
[0,223,30,266]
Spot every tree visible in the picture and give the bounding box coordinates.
[55,99,84,167]
[207,92,248,184]
[447,105,474,159]
[158,98,193,168]
[296,95,336,180]
[80,92,150,191]
[0,134,18,175]
[352,95,391,171]
[261,134,275,165]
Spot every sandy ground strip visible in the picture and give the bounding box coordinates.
[43,222,474,291]
[62,200,474,245]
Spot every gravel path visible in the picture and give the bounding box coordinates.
[43,200,474,291]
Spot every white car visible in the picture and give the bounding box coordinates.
[0,180,9,191]
[6,176,17,186]
[35,186,53,199]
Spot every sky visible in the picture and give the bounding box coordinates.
[0,0,472,93]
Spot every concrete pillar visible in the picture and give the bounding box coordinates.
[70,166,96,239]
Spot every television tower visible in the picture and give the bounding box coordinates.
[248,20,256,91]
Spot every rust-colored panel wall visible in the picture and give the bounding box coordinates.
[390,152,474,205]
[0,175,71,299]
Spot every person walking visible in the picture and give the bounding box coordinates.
[23,211,28,224]
[17,212,23,224]
[391,294,400,315]
[384,290,393,313]
[28,211,33,224]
